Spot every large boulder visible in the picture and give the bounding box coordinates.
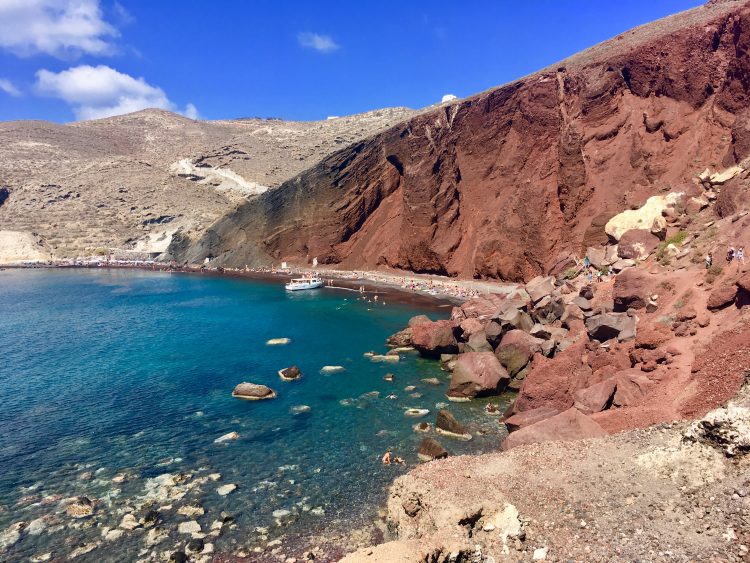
[497,308,534,333]
[458,294,505,320]
[513,340,592,412]
[573,378,617,414]
[612,369,654,407]
[463,331,493,353]
[707,284,737,310]
[604,193,683,241]
[503,406,560,432]
[458,317,485,340]
[417,437,448,462]
[501,408,607,451]
[278,366,302,381]
[586,246,606,269]
[617,229,660,260]
[411,320,459,357]
[232,383,277,400]
[495,330,545,376]
[448,352,510,400]
[525,276,556,304]
[613,269,649,311]
[435,410,471,439]
[585,312,636,342]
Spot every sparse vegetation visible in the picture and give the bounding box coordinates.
[706,264,723,284]
[659,280,676,294]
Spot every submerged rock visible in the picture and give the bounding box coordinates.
[214,431,240,444]
[232,382,277,400]
[217,484,237,496]
[413,422,432,433]
[404,408,430,418]
[418,437,449,462]
[278,366,302,381]
[266,338,291,346]
[0,522,25,552]
[383,373,395,382]
[178,521,202,535]
[65,497,95,519]
[290,405,311,414]
[320,365,346,374]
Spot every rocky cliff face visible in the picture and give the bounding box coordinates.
[182,0,750,281]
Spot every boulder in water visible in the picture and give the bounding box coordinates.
[266,338,291,346]
[278,366,302,381]
[65,497,94,519]
[320,365,346,374]
[435,409,471,440]
[418,437,449,462]
[232,383,277,400]
[214,431,239,444]
[404,408,430,418]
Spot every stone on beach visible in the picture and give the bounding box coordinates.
[449,352,510,400]
[585,312,636,342]
[417,437,449,462]
[278,365,302,380]
[266,338,291,345]
[232,382,277,400]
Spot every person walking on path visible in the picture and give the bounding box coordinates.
[738,246,745,269]
[705,252,713,269]
[727,246,736,264]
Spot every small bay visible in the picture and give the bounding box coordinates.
[0,268,508,560]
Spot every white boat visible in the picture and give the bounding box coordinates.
[285,275,324,291]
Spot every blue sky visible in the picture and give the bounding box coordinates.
[0,0,702,123]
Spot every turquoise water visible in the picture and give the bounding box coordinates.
[0,269,507,561]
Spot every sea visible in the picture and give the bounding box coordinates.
[0,268,510,561]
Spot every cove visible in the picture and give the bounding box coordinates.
[0,268,508,560]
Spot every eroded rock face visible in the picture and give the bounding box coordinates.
[449,352,510,399]
[618,229,660,260]
[178,1,750,281]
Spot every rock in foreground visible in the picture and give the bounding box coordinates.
[501,408,606,450]
[448,352,510,400]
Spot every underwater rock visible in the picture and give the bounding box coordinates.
[266,338,291,346]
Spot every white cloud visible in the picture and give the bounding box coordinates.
[183,103,199,120]
[441,94,458,103]
[0,78,22,97]
[0,0,118,58]
[297,32,339,53]
[35,64,198,121]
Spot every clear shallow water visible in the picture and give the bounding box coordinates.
[0,269,508,561]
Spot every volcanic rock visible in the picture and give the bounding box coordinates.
[386,327,412,347]
[495,330,545,376]
[463,331,493,353]
[232,383,277,400]
[613,268,649,311]
[707,284,737,310]
[573,378,617,414]
[417,437,448,462]
[448,352,510,400]
[501,407,606,451]
[585,312,636,342]
[612,369,654,407]
[503,406,561,432]
[408,315,432,327]
[411,320,459,357]
[617,229,660,260]
[278,366,302,381]
[525,276,556,304]
[435,409,471,440]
